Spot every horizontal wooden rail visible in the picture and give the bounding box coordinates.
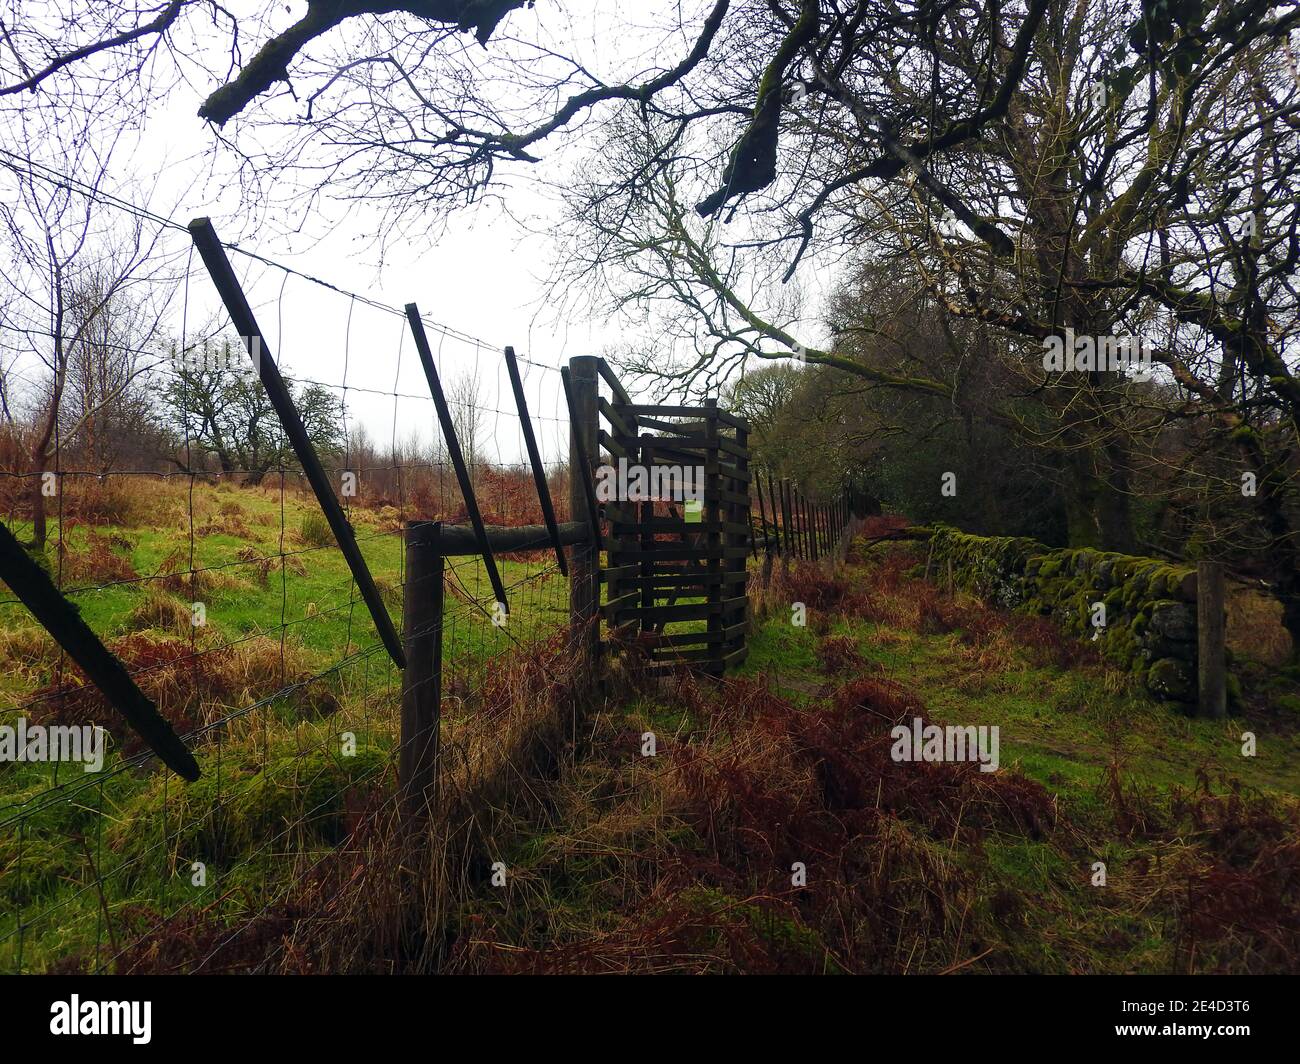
[624,404,746,430]
[432,520,589,556]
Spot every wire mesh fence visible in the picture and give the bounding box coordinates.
[0,156,857,973]
[0,178,579,972]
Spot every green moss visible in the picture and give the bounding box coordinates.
[1147,657,1194,703]
[1101,623,1140,670]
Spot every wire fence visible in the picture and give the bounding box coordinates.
[0,176,580,973]
[0,154,858,973]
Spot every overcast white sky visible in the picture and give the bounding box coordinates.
[95,4,610,466]
[2,2,835,464]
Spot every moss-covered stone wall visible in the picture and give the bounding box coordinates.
[925,525,1231,708]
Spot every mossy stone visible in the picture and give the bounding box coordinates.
[1147,657,1195,702]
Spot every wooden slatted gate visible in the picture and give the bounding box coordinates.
[596,382,752,676]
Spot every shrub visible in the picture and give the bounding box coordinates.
[816,635,871,674]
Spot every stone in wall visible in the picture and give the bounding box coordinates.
[925,526,1212,709]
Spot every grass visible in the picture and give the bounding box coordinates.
[0,478,570,973]
[6,485,564,658]
[442,538,1300,974]
[4,492,1298,974]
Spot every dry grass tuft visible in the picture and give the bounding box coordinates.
[27,633,327,753]
[125,588,195,635]
[1227,586,1292,666]
[154,547,257,596]
[56,531,137,587]
[447,665,1056,974]
[81,630,595,974]
[232,545,307,586]
[194,508,255,540]
[0,626,60,675]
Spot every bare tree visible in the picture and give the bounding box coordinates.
[447,369,484,475]
[0,110,172,547]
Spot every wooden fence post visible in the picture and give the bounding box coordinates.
[568,356,601,666]
[1197,560,1226,719]
[798,493,806,560]
[779,479,793,568]
[770,473,787,572]
[808,498,818,562]
[703,399,723,677]
[755,469,773,589]
[400,520,444,821]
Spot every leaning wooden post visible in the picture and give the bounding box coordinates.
[0,522,200,781]
[568,356,601,668]
[190,218,405,670]
[1197,560,1227,719]
[400,521,444,822]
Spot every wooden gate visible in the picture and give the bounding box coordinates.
[596,378,752,676]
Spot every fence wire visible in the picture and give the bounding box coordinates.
[0,176,576,973]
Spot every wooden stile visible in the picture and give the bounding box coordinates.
[585,378,752,676]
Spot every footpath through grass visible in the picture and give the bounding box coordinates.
[450,535,1300,974]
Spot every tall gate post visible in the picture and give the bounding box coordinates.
[568,356,601,666]
[400,521,444,822]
